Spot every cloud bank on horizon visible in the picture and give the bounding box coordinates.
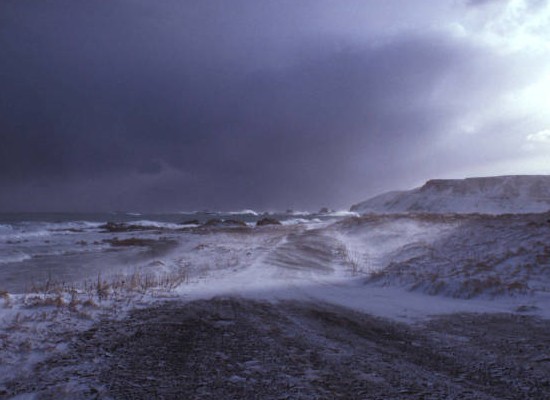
[0,0,549,212]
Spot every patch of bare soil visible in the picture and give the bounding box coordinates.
[4,299,550,399]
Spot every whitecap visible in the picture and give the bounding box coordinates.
[226,209,259,216]
[0,224,14,237]
[325,210,360,218]
[0,252,31,264]
[52,221,104,230]
[288,210,311,216]
[130,220,182,229]
[280,218,323,225]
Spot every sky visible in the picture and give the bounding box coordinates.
[1,0,549,212]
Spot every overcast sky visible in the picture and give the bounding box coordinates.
[1,0,549,212]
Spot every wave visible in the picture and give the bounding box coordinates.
[0,252,31,265]
[0,226,51,240]
[226,209,260,216]
[325,210,359,218]
[129,220,183,229]
[0,224,14,234]
[287,211,311,216]
[49,221,104,230]
[0,221,104,242]
[281,218,323,225]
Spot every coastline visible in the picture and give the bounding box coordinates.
[1,212,550,398]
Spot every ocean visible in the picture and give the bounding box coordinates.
[0,211,354,293]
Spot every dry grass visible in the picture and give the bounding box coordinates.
[337,247,364,276]
[24,294,66,308]
[368,258,533,298]
[474,276,525,297]
[103,268,190,294]
[19,265,191,312]
[345,250,362,276]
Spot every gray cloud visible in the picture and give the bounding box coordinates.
[465,0,503,6]
[464,0,548,14]
[0,0,545,211]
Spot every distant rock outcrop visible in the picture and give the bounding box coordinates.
[351,175,550,215]
[256,217,282,226]
[100,222,158,232]
[179,219,200,226]
[204,219,247,227]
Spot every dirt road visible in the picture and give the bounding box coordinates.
[5,297,550,399]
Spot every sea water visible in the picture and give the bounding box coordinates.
[0,211,350,293]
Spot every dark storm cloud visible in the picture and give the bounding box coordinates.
[465,0,502,6]
[0,0,531,211]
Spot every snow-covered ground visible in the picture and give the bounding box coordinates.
[1,212,550,398]
[351,175,550,214]
[175,215,550,322]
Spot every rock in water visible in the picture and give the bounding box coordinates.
[256,217,282,226]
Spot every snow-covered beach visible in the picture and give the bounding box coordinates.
[1,204,550,398]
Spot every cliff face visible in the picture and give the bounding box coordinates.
[351,176,550,214]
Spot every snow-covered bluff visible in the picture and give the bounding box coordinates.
[351,175,550,214]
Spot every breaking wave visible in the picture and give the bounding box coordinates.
[226,209,260,216]
[0,252,31,265]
